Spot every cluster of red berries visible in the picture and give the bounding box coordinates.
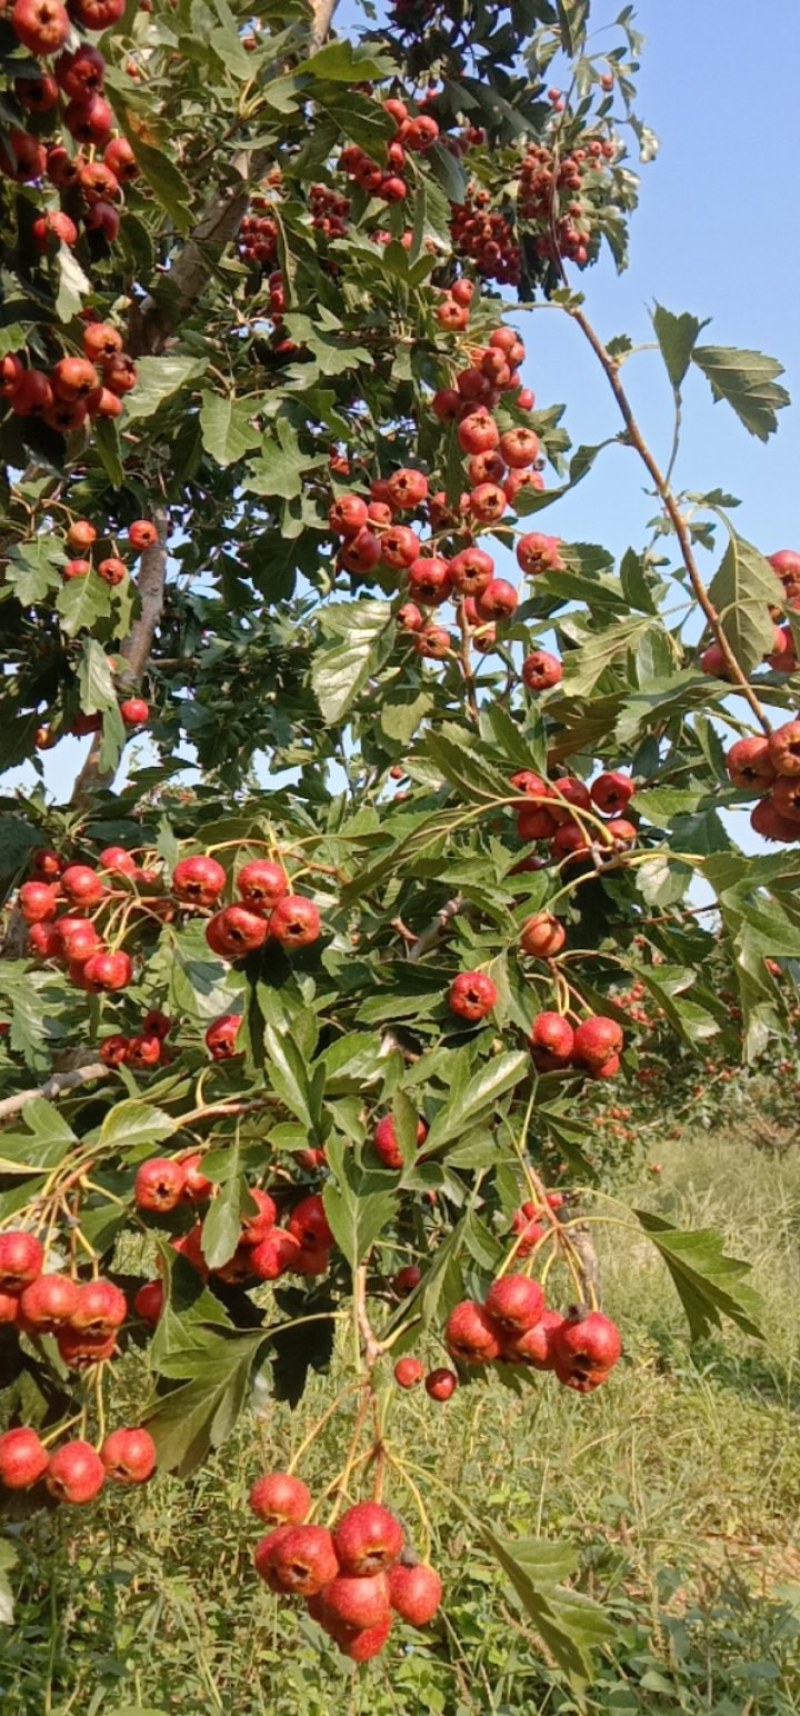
[18,848,154,991]
[60,512,156,587]
[0,1422,156,1504]
[512,766,638,867]
[701,550,800,680]
[517,137,615,268]
[99,1007,172,1070]
[529,1012,625,1080]
[613,979,656,1031]
[443,1274,621,1393]
[726,722,800,845]
[133,1191,336,1316]
[450,192,520,286]
[338,95,440,207]
[0,1228,130,1367]
[168,854,322,963]
[1,318,138,436]
[252,1486,442,1662]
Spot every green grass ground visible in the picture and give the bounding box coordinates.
[3,1128,800,1716]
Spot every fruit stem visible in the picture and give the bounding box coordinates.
[286,1383,359,1475]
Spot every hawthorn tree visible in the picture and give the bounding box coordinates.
[0,0,796,1681]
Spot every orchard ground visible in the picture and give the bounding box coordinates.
[3,1119,799,1716]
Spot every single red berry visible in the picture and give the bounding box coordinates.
[206,905,268,959]
[484,1274,545,1334]
[502,1307,565,1369]
[101,1426,157,1483]
[204,1014,242,1060]
[388,1561,442,1626]
[425,1367,458,1401]
[520,913,565,958]
[590,771,635,813]
[128,519,158,551]
[18,881,59,923]
[255,1524,339,1595]
[134,1279,163,1326]
[373,1113,428,1170]
[18,1273,80,1332]
[529,1012,575,1069]
[172,854,226,907]
[448,971,498,1022]
[135,1157,186,1212]
[69,1278,127,1335]
[269,896,321,949]
[572,1016,623,1072]
[46,1441,105,1505]
[249,1471,311,1525]
[333,1502,404,1577]
[60,864,104,907]
[287,1194,333,1254]
[0,1231,44,1293]
[552,1309,622,1392]
[80,950,132,992]
[522,650,563,692]
[394,1355,425,1389]
[445,1299,502,1364]
[236,859,288,909]
[0,1426,49,1489]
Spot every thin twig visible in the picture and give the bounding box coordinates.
[0,1062,108,1123]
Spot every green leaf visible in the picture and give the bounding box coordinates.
[424,729,511,805]
[636,1211,764,1342]
[201,1150,244,1270]
[483,1528,615,1683]
[245,417,326,501]
[93,416,124,488]
[56,572,113,638]
[297,40,396,80]
[123,356,208,424]
[562,616,657,695]
[145,1328,266,1475]
[199,391,261,467]
[78,639,117,715]
[692,344,790,441]
[380,689,433,744]
[707,532,778,675]
[322,1137,396,1268]
[264,1020,315,1131]
[424,1053,529,1152]
[425,142,466,210]
[0,1538,19,1626]
[312,599,393,724]
[98,1101,177,1152]
[55,243,90,322]
[651,304,709,391]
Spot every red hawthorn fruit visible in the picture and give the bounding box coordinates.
[387,468,428,510]
[414,625,452,659]
[79,950,132,992]
[287,1194,333,1254]
[250,1227,301,1281]
[467,450,506,486]
[236,859,288,910]
[388,1561,442,1626]
[768,721,800,777]
[19,881,58,923]
[175,1152,212,1203]
[548,778,591,824]
[516,532,563,576]
[603,817,637,849]
[119,697,149,727]
[100,1034,130,1068]
[475,578,518,621]
[103,353,137,395]
[11,0,69,52]
[425,1367,458,1401]
[772,777,800,824]
[18,1273,80,1331]
[104,137,138,181]
[517,804,557,841]
[256,1524,339,1595]
[100,1426,157,1484]
[70,0,126,24]
[128,519,158,551]
[522,650,563,692]
[502,1307,565,1369]
[407,555,452,606]
[380,525,421,569]
[445,1299,502,1364]
[14,72,60,111]
[1,130,47,184]
[10,370,53,414]
[529,1011,575,1069]
[333,1502,404,1577]
[99,845,137,875]
[134,1157,186,1212]
[436,297,470,331]
[206,906,268,959]
[699,641,731,679]
[337,1615,393,1661]
[499,427,539,469]
[57,917,103,963]
[269,895,321,949]
[249,1471,311,1525]
[55,43,105,98]
[28,922,62,959]
[373,1113,428,1170]
[0,1426,49,1489]
[432,387,462,422]
[396,601,424,632]
[552,1309,622,1392]
[329,494,369,537]
[510,769,548,806]
[134,1279,163,1326]
[0,353,24,397]
[64,94,113,146]
[205,1014,242,1060]
[97,557,126,587]
[70,1278,126,1334]
[51,357,99,403]
[590,770,635,813]
[125,1034,161,1071]
[322,1572,392,1632]
[32,211,78,253]
[239,1187,278,1245]
[750,798,799,843]
[769,549,800,586]
[56,1329,118,1367]
[31,846,63,878]
[457,409,499,456]
[520,913,566,957]
[0,1290,21,1325]
[572,1016,624,1071]
[338,527,381,575]
[45,1441,105,1505]
[0,1231,44,1292]
[448,971,498,1022]
[393,1264,422,1295]
[469,482,506,524]
[394,1356,425,1389]
[172,854,226,907]
[60,864,104,907]
[484,1274,545,1333]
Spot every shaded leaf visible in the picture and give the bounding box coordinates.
[636,1211,763,1342]
[692,344,790,441]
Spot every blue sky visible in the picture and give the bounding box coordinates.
[7,0,798,806]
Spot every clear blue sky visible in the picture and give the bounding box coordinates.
[9,0,799,805]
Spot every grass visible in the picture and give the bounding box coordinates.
[3,1126,800,1715]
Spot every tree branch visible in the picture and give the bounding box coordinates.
[407,896,463,962]
[569,307,772,736]
[0,1062,108,1122]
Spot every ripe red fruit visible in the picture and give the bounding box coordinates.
[475,578,518,621]
[70,0,126,24]
[337,1615,392,1660]
[249,1471,311,1525]
[1,130,47,184]
[206,905,268,960]
[436,297,470,331]
[768,721,800,778]
[449,546,494,597]
[97,556,126,587]
[393,1264,422,1295]
[388,468,428,510]
[394,1356,425,1389]
[499,427,540,468]
[133,1279,163,1326]
[406,555,452,607]
[18,1273,80,1331]
[552,1309,622,1392]
[205,1014,242,1060]
[104,137,138,182]
[70,1278,127,1334]
[0,1426,49,1489]
[28,922,62,959]
[445,1299,502,1364]
[60,864,104,908]
[388,1561,442,1626]
[333,1502,404,1577]
[256,1524,339,1595]
[172,854,226,906]
[322,1573,391,1632]
[128,519,158,551]
[484,1274,545,1334]
[517,532,563,576]
[0,1230,44,1292]
[517,804,557,841]
[269,895,321,949]
[448,970,498,1022]
[103,352,137,395]
[415,625,452,659]
[55,43,105,98]
[374,1113,428,1170]
[469,482,506,523]
[14,72,60,111]
[80,950,132,992]
[380,525,421,570]
[457,409,499,457]
[32,211,78,254]
[135,1157,186,1212]
[0,1291,21,1326]
[772,777,800,825]
[240,1187,278,1245]
[520,913,565,958]
[329,494,369,537]
[10,369,53,413]
[287,1194,333,1254]
[101,1426,157,1483]
[46,1441,105,1505]
[11,0,69,52]
[57,917,103,963]
[750,798,799,843]
[590,770,635,813]
[19,881,58,923]
[51,357,99,404]
[529,1011,574,1070]
[502,1307,565,1369]
[250,1227,300,1281]
[522,649,563,692]
[572,1016,623,1072]
[425,1367,458,1400]
[118,697,149,728]
[769,549,800,585]
[236,859,287,909]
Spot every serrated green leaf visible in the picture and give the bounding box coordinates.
[144,1328,266,1475]
[424,1053,529,1151]
[312,599,393,724]
[123,356,208,424]
[56,572,113,638]
[707,532,779,674]
[651,304,709,391]
[78,638,117,715]
[55,243,90,322]
[692,344,790,441]
[98,1100,177,1151]
[201,1147,244,1270]
[199,391,261,467]
[322,1137,396,1267]
[636,1212,763,1342]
